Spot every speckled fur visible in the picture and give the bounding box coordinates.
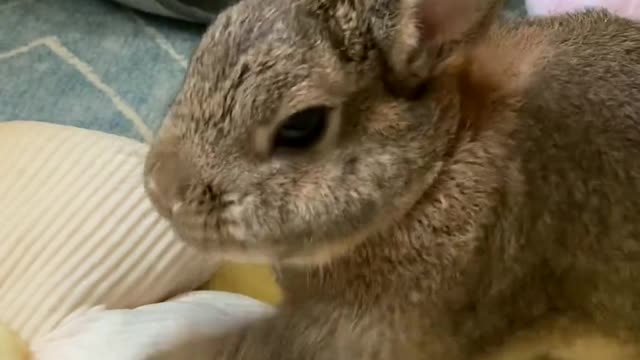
[145,0,640,358]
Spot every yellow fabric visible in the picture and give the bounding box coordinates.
[0,324,29,360]
[208,263,282,306]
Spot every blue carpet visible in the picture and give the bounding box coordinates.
[0,0,206,142]
[0,0,526,143]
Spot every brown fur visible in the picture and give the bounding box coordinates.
[145,0,640,358]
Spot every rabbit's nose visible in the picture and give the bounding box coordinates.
[144,148,193,219]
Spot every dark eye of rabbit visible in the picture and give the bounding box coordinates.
[273,106,329,151]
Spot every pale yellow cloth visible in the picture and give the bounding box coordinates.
[208,262,282,306]
[0,121,217,342]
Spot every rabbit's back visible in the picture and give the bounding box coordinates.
[497,9,640,334]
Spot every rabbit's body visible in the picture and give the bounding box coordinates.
[276,13,640,358]
[146,1,640,358]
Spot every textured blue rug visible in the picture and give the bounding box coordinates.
[0,0,206,142]
[0,0,526,143]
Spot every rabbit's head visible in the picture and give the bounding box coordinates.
[145,0,504,264]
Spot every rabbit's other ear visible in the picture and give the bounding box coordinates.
[307,0,372,63]
[372,0,504,96]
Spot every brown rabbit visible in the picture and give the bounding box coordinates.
[144,0,640,358]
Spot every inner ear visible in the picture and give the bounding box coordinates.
[374,0,505,96]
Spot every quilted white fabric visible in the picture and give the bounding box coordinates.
[31,291,274,360]
[0,121,217,342]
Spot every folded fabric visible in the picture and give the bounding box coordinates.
[0,121,217,342]
[31,291,274,360]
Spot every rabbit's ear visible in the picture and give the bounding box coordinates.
[373,0,504,96]
[415,0,502,43]
[308,0,372,62]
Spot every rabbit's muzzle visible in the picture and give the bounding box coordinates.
[143,138,195,220]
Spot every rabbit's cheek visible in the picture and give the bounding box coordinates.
[217,193,287,251]
[170,201,213,250]
[218,195,258,244]
[169,193,264,252]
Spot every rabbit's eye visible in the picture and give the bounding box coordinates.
[273,106,329,151]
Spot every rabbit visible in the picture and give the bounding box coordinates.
[144,0,640,358]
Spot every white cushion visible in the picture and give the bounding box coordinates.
[0,121,217,342]
[31,291,274,360]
